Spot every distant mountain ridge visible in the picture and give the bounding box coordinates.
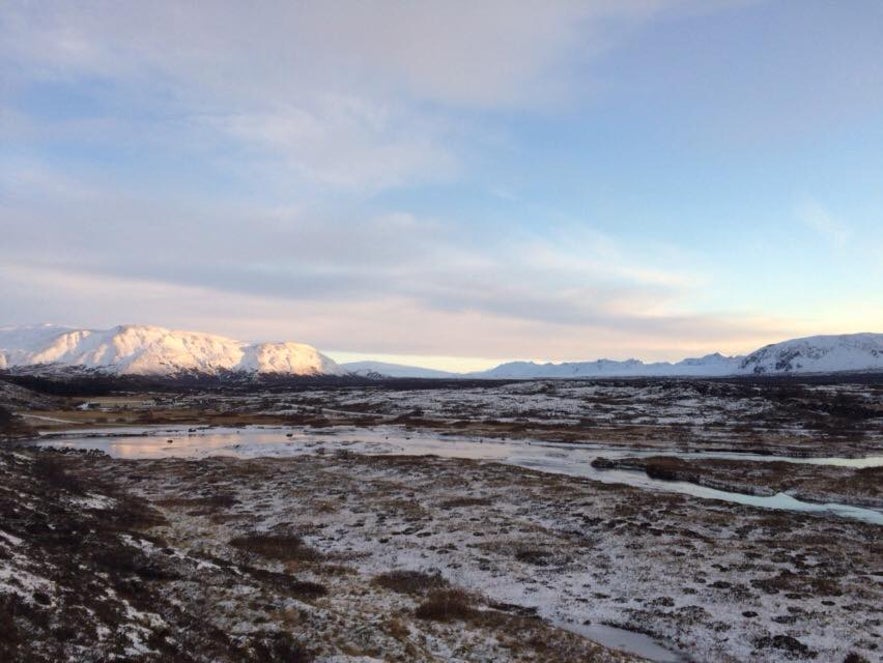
[1,325,880,379]
[467,334,883,379]
[341,361,458,379]
[469,333,883,379]
[0,324,342,376]
[470,352,740,379]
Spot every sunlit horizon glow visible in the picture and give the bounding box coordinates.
[2,1,882,372]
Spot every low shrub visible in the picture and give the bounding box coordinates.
[245,567,327,599]
[32,455,85,494]
[414,589,473,622]
[438,496,492,508]
[374,569,449,596]
[230,533,321,562]
[245,631,314,663]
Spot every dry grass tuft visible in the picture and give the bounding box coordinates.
[155,494,238,510]
[245,631,315,662]
[414,589,474,622]
[374,569,449,596]
[438,496,493,508]
[230,533,322,562]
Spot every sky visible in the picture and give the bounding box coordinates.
[2,1,882,371]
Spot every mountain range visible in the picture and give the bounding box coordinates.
[471,333,883,379]
[342,361,458,379]
[1,324,881,379]
[0,324,342,377]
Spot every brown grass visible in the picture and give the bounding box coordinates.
[229,533,322,562]
[154,494,238,510]
[245,631,315,662]
[414,589,474,621]
[32,455,86,494]
[438,496,493,508]
[373,570,449,596]
[244,566,327,599]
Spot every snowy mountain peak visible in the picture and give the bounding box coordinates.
[738,333,883,374]
[0,324,342,377]
[469,334,883,379]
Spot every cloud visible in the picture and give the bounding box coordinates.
[6,0,868,366]
[0,0,708,194]
[1,259,798,363]
[0,157,800,362]
[1,1,695,107]
[215,99,458,192]
[796,199,851,249]
[0,161,698,326]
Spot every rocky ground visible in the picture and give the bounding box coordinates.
[1,375,881,662]
[1,446,880,662]
[0,448,638,662]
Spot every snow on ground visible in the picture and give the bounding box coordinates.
[71,450,881,663]
[1,448,639,662]
[214,379,882,457]
[4,376,881,661]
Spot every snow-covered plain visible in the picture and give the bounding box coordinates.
[60,449,883,662]
[4,372,881,661]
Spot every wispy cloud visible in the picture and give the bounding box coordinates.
[1,1,695,106]
[0,1,710,194]
[0,158,789,360]
[0,160,696,325]
[796,198,851,249]
[214,99,458,193]
[1,259,799,362]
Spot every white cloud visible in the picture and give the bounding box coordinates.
[1,1,696,106]
[215,98,457,192]
[1,259,800,363]
[0,158,796,363]
[0,0,708,193]
[0,159,100,201]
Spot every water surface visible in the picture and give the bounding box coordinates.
[38,425,883,525]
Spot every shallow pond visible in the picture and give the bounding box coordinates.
[37,425,883,526]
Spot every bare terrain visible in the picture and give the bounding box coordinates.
[1,374,881,662]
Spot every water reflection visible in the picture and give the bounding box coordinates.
[37,425,883,525]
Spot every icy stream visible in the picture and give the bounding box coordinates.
[37,425,883,526]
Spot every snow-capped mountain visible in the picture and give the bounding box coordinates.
[0,324,342,376]
[470,353,742,379]
[2,326,880,379]
[738,333,883,374]
[471,334,883,378]
[342,361,458,379]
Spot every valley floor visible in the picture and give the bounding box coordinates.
[1,376,881,662]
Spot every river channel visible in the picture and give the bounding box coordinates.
[37,425,883,526]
